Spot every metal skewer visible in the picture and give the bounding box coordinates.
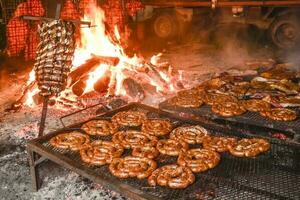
[38,96,49,137]
[35,3,62,137]
[27,3,91,137]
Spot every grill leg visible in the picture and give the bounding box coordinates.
[27,148,40,191]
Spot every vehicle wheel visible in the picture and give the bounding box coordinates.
[269,14,300,50]
[153,12,178,40]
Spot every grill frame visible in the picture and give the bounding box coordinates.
[27,103,300,200]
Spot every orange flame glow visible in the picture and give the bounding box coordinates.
[24,1,178,108]
[71,2,144,97]
[27,70,36,85]
[25,88,39,107]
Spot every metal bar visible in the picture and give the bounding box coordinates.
[55,3,62,20]
[38,97,49,137]
[27,142,157,200]
[27,148,40,192]
[34,156,48,166]
[144,1,300,7]
[22,16,92,27]
[59,102,109,128]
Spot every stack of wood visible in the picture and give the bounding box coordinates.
[67,56,120,96]
[67,53,184,101]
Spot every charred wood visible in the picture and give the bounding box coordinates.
[94,75,110,94]
[123,78,145,101]
[72,75,88,96]
[67,56,119,87]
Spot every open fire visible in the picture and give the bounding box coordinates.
[23,2,182,109]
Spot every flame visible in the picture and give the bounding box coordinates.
[72,2,140,95]
[27,70,36,85]
[24,70,38,107]
[25,88,39,107]
[24,1,179,108]
[84,64,109,94]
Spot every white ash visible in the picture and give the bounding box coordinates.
[33,172,126,200]
[0,106,127,200]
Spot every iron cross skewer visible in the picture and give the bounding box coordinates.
[24,3,90,137]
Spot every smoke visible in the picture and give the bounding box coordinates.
[280,50,300,71]
[209,22,274,70]
[216,31,252,68]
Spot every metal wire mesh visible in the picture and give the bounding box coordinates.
[160,101,300,136]
[1,0,25,24]
[35,105,300,200]
[6,17,29,56]
[4,0,45,59]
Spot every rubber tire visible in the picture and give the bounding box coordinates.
[268,14,300,50]
[152,12,178,40]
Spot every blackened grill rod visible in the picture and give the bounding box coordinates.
[38,97,49,137]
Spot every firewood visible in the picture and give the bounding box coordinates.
[67,57,102,87]
[93,55,120,66]
[93,75,110,93]
[123,78,145,101]
[67,56,119,87]
[141,83,157,95]
[72,75,88,96]
[145,62,169,90]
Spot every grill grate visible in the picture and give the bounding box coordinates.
[159,101,300,138]
[29,103,300,200]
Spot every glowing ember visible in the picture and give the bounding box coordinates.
[24,1,180,108]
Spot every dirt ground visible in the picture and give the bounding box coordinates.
[0,24,295,200]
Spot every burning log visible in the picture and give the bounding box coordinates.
[107,72,117,96]
[72,72,111,97]
[67,57,101,87]
[123,78,145,101]
[67,56,119,87]
[122,68,164,96]
[141,83,157,95]
[94,75,110,93]
[145,62,169,91]
[72,75,88,96]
